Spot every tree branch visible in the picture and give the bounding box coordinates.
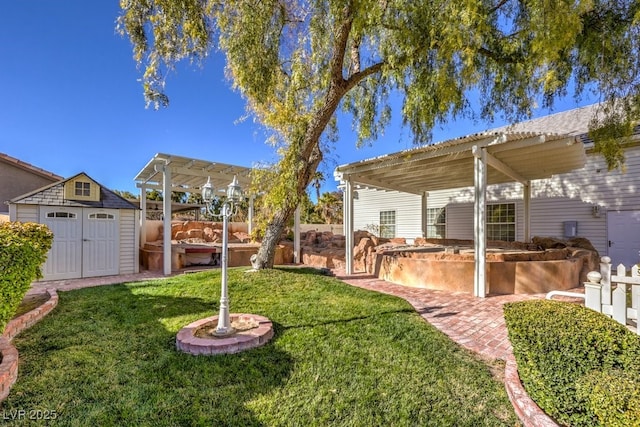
[344,61,385,92]
[329,2,355,88]
[489,0,509,15]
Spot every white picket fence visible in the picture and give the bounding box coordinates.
[547,256,640,334]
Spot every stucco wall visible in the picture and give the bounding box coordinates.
[0,161,59,214]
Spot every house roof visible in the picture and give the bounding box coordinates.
[10,172,138,210]
[0,152,63,181]
[134,153,254,195]
[494,103,640,145]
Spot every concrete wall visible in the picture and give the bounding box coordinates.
[378,254,583,295]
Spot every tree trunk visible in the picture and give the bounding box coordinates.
[255,147,323,268]
[254,206,294,269]
[254,5,367,269]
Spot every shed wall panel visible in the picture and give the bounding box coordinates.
[13,205,38,223]
[118,209,137,274]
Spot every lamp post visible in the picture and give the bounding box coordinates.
[202,175,243,336]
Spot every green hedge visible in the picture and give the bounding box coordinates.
[504,300,640,427]
[0,222,53,334]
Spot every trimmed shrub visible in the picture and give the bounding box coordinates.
[576,369,640,427]
[504,300,640,427]
[0,222,53,334]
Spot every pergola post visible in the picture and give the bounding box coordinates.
[473,146,487,297]
[161,163,172,276]
[523,182,531,242]
[344,177,354,275]
[421,192,428,237]
[248,195,255,236]
[139,184,147,248]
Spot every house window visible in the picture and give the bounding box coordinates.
[380,210,396,238]
[426,207,446,238]
[75,181,91,197]
[487,203,515,241]
[88,213,115,220]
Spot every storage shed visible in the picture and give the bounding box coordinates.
[9,172,140,280]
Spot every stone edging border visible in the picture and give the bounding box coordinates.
[504,355,559,427]
[0,288,58,402]
[176,314,274,356]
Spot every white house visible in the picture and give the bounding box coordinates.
[335,104,640,295]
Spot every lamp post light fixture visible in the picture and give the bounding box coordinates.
[202,175,243,336]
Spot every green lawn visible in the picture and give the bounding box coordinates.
[4,268,518,426]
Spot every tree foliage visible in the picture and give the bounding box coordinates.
[118,0,640,267]
[114,190,138,200]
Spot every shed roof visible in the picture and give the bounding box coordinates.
[10,172,138,210]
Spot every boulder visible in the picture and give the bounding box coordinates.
[567,237,598,254]
[569,248,600,283]
[186,228,204,240]
[532,236,567,250]
[233,232,251,243]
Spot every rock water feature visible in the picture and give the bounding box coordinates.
[300,231,600,295]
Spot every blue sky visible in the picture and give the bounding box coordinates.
[1,2,595,198]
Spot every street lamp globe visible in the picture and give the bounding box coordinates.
[226,175,243,203]
[202,176,215,202]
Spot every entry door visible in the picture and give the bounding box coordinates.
[40,207,83,280]
[607,210,640,268]
[82,209,119,277]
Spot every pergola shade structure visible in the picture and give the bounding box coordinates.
[134,153,255,275]
[335,131,587,297]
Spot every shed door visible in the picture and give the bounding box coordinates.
[607,210,640,268]
[83,209,119,277]
[41,207,83,280]
[40,207,119,280]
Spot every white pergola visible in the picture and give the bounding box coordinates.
[134,153,302,275]
[335,131,587,297]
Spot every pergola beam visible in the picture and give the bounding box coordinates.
[474,146,528,185]
[351,175,424,195]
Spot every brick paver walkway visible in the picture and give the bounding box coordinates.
[333,271,582,361]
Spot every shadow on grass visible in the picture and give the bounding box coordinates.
[4,284,294,426]
[279,308,415,331]
[274,266,333,276]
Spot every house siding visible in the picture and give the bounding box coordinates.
[353,190,422,239]
[351,145,640,257]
